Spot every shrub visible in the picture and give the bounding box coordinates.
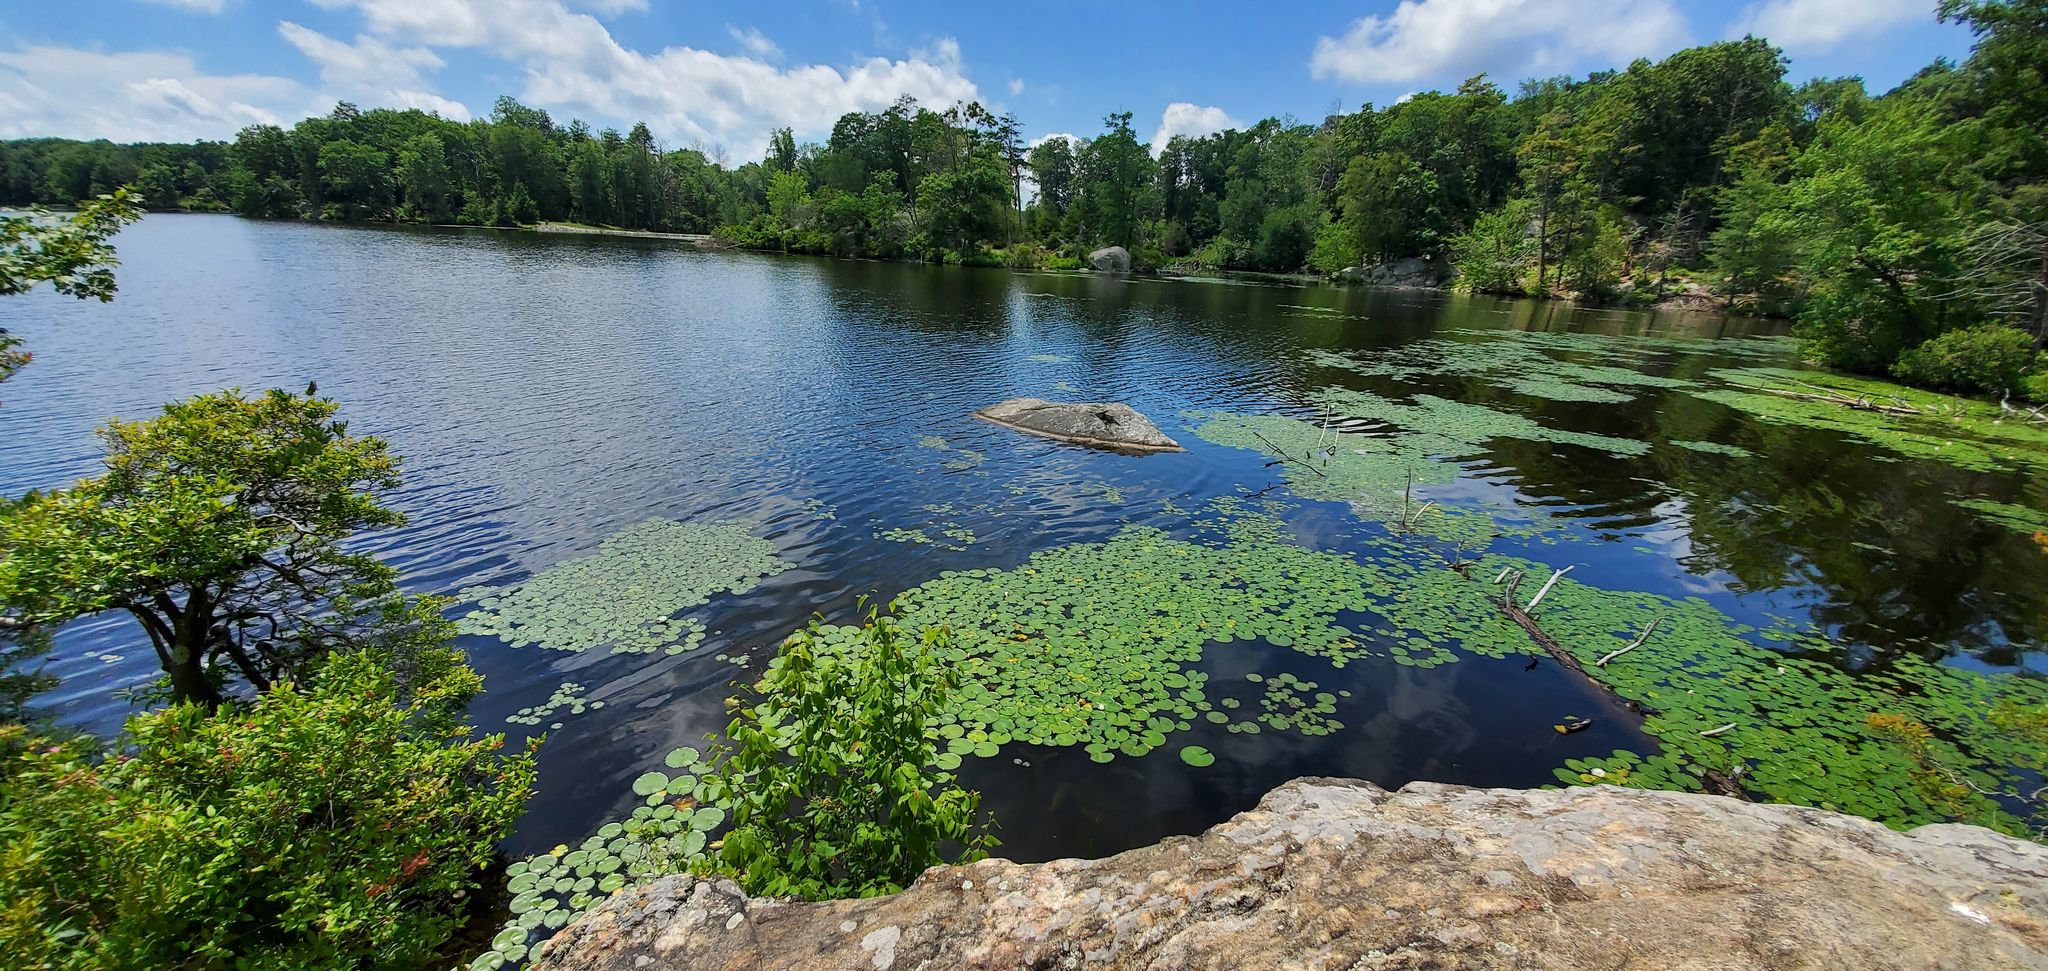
[1890,323,2041,395]
[0,644,536,969]
[697,604,996,899]
[1451,201,1534,295]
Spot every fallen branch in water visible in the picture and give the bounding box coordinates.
[1700,723,1737,738]
[1596,616,1664,667]
[1492,570,1750,801]
[1758,381,1927,417]
[1251,429,1328,477]
[1525,565,1574,612]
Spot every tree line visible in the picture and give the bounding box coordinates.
[2,0,2042,391]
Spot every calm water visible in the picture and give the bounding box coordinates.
[3,214,2043,862]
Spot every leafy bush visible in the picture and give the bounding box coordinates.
[1890,323,2041,395]
[1451,201,1533,294]
[0,643,536,969]
[697,604,996,899]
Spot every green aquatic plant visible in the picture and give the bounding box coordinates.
[1241,672,1343,736]
[506,681,603,727]
[1671,439,1756,458]
[1192,411,1566,553]
[476,744,724,970]
[456,519,789,656]
[1314,387,1654,457]
[1693,368,2048,475]
[1953,497,2048,535]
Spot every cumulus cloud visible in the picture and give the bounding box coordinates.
[309,0,980,157]
[0,46,309,141]
[1028,132,1081,149]
[1008,77,1025,96]
[1150,102,1239,155]
[279,22,443,89]
[1310,0,1692,85]
[278,22,470,121]
[1728,0,1931,53]
[140,0,228,12]
[726,25,781,60]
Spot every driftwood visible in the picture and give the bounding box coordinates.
[1596,617,1664,667]
[1496,571,1750,801]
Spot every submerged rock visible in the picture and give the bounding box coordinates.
[974,398,1182,453]
[535,778,2048,970]
[1087,245,1132,273]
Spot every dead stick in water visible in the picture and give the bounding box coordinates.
[1596,616,1664,667]
[1496,572,1750,800]
[1525,565,1574,611]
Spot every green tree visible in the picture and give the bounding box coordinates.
[1333,152,1442,263]
[699,605,996,899]
[0,642,537,968]
[0,189,144,386]
[1075,113,1154,249]
[1780,93,1980,372]
[1452,200,1535,293]
[318,139,390,220]
[0,390,412,706]
[394,133,452,223]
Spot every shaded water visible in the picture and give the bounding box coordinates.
[2,215,2043,864]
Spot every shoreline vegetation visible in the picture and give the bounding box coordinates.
[2,3,2046,968]
[3,2,2044,398]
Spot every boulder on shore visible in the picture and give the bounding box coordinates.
[973,398,1182,453]
[1337,255,1447,288]
[535,778,2048,971]
[1087,245,1132,273]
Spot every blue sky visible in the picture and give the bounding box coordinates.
[0,0,1975,161]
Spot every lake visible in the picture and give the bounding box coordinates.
[3,214,2044,870]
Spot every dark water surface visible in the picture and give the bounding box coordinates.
[3,215,2043,863]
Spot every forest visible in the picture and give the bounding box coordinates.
[3,1,2044,392]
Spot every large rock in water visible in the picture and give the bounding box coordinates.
[534,779,2048,970]
[974,398,1182,452]
[1087,245,1132,273]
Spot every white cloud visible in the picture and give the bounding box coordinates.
[1310,0,1692,85]
[726,25,781,60]
[1728,0,1929,53]
[1028,131,1081,149]
[1007,77,1025,96]
[1150,102,1238,155]
[279,22,444,89]
[569,0,646,11]
[140,0,228,12]
[0,46,309,141]
[278,22,470,121]
[310,0,980,158]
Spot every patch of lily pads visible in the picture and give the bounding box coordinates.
[1952,497,2048,536]
[456,519,790,656]
[474,746,728,970]
[506,682,602,727]
[1692,367,2048,475]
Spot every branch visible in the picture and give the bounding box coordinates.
[1595,616,1663,667]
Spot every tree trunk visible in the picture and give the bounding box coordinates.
[167,632,221,707]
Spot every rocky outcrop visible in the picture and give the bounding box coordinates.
[536,778,2048,971]
[1337,256,1448,288]
[1088,245,1132,273]
[974,398,1182,453]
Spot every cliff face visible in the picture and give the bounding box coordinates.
[535,778,2048,970]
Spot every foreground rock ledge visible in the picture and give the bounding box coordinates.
[974,398,1182,453]
[536,779,2048,970]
